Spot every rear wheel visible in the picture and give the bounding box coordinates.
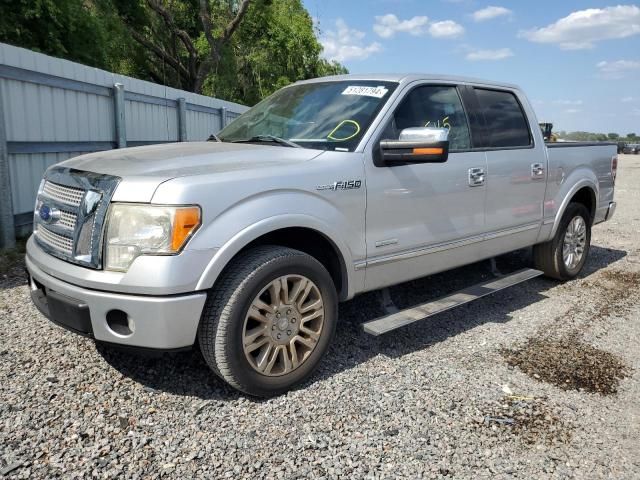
[198,246,337,397]
[533,202,591,280]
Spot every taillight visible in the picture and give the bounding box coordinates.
[611,155,618,183]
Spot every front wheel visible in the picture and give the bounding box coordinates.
[533,202,591,280]
[198,246,337,397]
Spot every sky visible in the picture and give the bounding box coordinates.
[303,0,640,135]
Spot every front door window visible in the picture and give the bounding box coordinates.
[382,85,471,151]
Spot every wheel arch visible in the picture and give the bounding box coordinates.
[568,186,597,224]
[550,179,598,238]
[195,215,357,301]
[241,227,348,300]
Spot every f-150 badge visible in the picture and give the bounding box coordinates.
[316,180,362,191]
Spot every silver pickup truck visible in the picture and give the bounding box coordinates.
[26,74,617,396]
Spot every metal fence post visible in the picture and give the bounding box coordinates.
[113,83,126,148]
[177,98,187,142]
[220,106,227,129]
[0,87,16,249]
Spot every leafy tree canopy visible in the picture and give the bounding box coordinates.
[0,0,347,105]
[0,0,128,69]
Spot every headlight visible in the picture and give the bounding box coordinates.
[105,204,201,271]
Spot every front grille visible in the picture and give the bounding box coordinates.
[42,180,85,206]
[37,226,73,255]
[58,210,77,230]
[33,167,120,269]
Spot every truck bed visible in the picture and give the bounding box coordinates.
[544,141,617,227]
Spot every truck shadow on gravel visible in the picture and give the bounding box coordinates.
[96,245,626,400]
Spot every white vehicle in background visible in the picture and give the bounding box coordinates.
[26,74,618,396]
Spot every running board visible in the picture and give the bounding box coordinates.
[362,268,543,336]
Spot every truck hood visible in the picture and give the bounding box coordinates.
[58,142,324,179]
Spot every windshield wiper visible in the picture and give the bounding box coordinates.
[233,135,302,148]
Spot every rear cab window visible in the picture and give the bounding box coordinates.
[474,88,532,148]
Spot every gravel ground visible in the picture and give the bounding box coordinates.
[1,155,639,479]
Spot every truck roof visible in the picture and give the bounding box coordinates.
[296,73,521,91]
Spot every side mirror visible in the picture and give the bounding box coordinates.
[378,127,449,166]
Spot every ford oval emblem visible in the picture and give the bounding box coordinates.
[39,204,60,224]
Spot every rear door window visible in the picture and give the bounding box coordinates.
[474,88,531,148]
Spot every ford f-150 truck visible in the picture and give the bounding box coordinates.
[26,74,618,396]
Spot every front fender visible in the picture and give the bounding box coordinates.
[192,191,365,300]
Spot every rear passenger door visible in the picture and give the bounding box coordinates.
[470,87,546,246]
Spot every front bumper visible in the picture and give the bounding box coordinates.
[26,255,207,350]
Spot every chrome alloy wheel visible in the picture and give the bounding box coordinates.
[242,275,325,376]
[562,216,587,269]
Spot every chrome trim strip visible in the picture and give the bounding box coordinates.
[354,261,367,271]
[366,234,485,268]
[375,238,398,248]
[542,218,554,225]
[359,222,541,269]
[483,222,540,240]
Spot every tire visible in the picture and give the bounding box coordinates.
[198,245,338,397]
[533,202,591,280]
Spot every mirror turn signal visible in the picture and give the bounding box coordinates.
[379,140,449,165]
[376,126,450,166]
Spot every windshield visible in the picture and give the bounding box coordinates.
[218,81,398,151]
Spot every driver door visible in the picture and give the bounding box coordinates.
[363,83,488,291]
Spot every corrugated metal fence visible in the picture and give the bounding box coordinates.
[0,42,248,247]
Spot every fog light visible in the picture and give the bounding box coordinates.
[106,310,133,336]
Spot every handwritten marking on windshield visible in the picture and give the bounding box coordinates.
[327,120,361,141]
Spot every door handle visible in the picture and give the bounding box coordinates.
[531,163,545,179]
[468,167,485,187]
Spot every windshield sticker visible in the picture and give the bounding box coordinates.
[342,85,389,98]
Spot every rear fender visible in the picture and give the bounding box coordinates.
[549,172,598,238]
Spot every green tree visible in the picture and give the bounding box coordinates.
[607,133,620,140]
[110,0,346,102]
[108,0,252,92]
[205,0,347,104]
[0,0,347,105]
[0,0,132,71]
